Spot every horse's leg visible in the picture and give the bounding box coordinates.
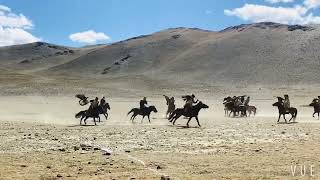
[313,112,316,118]
[283,114,288,123]
[80,116,83,125]
[84,117,88,125]
[148,114,151,123]
[94,117,97,125]
[318,112,319,120]
[277,114,281,122]
[104,113,108,120]
[173,114,182,125]
[195,116,201,127]
[141,116,145,123]
[186,117,192,128]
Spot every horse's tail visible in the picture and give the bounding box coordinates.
[127,108,134,116]
[75,110,85,118]
[294,108,298,118]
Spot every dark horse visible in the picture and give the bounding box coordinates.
[127,106,158,123]
[99,103,111,120]
[309,100,320,119]
[168,101,209,127]
[272,101,298,123]
[224,101,247,117]
[75,108,99,125]
[75,103,110,125]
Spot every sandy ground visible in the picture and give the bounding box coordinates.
[1,95,320,179]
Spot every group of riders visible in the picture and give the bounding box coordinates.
[223,95,253,117]
[140,94,199,115]
[87,96,107,114]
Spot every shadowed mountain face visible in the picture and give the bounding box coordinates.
[1,22,320,86]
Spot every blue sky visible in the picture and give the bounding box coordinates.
[0,0,319,47]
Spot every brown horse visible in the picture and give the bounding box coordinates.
[247,106,257,117]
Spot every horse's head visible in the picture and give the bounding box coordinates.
[272,101,282,107]
[150,106,158,113]
[197,101,209,109]
[105,103,110,110]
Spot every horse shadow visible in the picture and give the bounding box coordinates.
[167,124,201,129]
[67,124,96,127]
[277,121,298,125]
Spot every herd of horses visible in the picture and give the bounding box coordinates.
[74,94,320,127]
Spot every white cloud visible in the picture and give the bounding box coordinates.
[0,5,10,12]
[0,4,40,46]
[265,0,294,4]
[304,0,320,9]
[0,27,40,46]
[69,30,110,44]
[224,3,320,25]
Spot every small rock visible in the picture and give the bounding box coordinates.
[281,131,286,134]
[125,150,131,153]
[74,146,80,151]
[156,165,162,170]
[46,165,51,169]
[94,147,101,151]
[58,148,66,152]
[57,174,63,178]
[20,165,27,167]
[88,162,91,164]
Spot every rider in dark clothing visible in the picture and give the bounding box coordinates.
[182,94,198,113]
[140,97,148,112]
[100,97,106,106]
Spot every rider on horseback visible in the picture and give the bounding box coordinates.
[88,97,99,114]
[182,94,198,113]
[100,96,106,106]
[244,96,250,106]
[140,97,148,112]
[284,94,290,112]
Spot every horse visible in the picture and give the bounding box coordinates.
[75,108,100,126]
[309,100,320,119]
[98,103,111,121]
[127,106,158,123]
[272,101,298,123]
[247,106,257,117]
[168,101,209,127]
[164,95,176,118]
[230,105,247,117]
[223,97,232,117]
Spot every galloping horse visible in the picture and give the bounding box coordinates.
[127,106,158,123]
[272,101,298,123]
[75,108,99,125]
[98,103,111,121]
[168,101,209,127]
[309,99,320,119]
